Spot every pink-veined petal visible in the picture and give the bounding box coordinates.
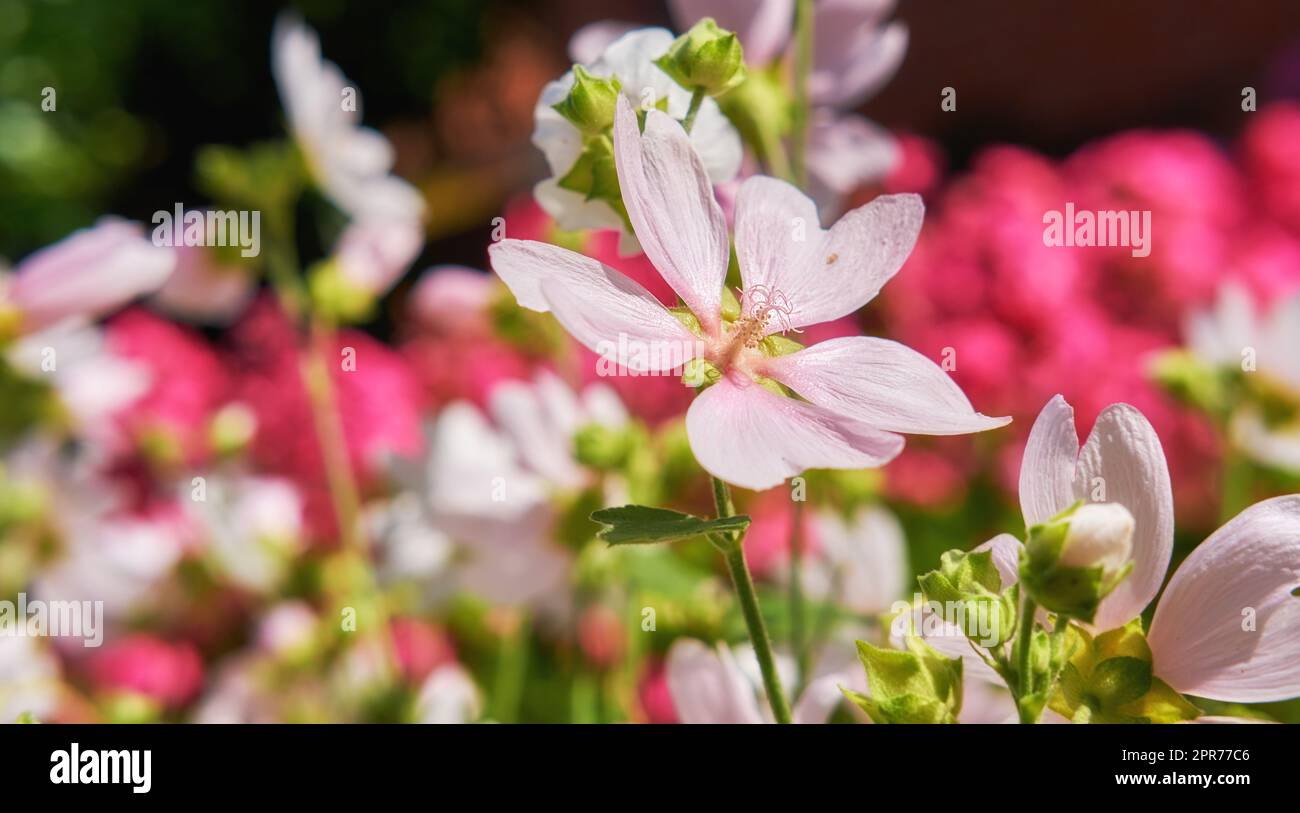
[761,336,1009,435]
[667,0,794,65]
[487,239,696,373]
[613,98,729,337]
[1074,403,1174,631]
[1018,394,1081,527]
[1148,495,1300,703]
[666,639,766,724]
[685,373,903,491]
[733,176,922,331]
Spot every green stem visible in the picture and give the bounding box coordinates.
[788,494,809,695]
[302,317,364,553]
[791,0,814,187]
[492,613,530,723]
[682,87,706,134]
[1015,595,1038,722]
[711,476,793,724]
[758,120,793,182]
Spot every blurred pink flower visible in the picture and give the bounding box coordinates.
[151,239,255,326]
[390,618,457,685]
[106,308,231,465]
[230,297,422,539]
[409,265,497,336]
[1239,101,1300,235]
[87,635,204,710]
[637,658,679,724]
[4,219,174,334]
[577,605,627,670]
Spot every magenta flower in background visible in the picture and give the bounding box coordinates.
[87,635,205,711]
[491,97,1006,490]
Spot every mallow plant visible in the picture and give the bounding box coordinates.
[872,394,1300,723]
[490,15,1006,723]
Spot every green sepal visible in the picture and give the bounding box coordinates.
[1021,502,1133,623]
[589,504,750,545]
[917,548,1017,648]
[551,66,621,135]
[845,637,963,724]
[1049,619,1200,723]
[307,259,377,324]
[653,18,746,96]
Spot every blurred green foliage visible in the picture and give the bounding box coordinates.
[0,0,487,261]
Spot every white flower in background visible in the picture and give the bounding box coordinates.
[184,475,305,593]
[33,514,184,622]
[6,321,151,438]
[665,638,864,723]
[800,504,907,616]
[415,664,482,724]
[272,14,425,224]
[1184,283,1300,471]
[383,372,626,610]
[534,28,742,252]
[0,636,61,723]
[6,439,182,624]
[331,217,424,298]
[805,111,898,216]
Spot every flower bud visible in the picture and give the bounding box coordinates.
[1056,502,1134,575]
[1021,501,1136,622]
[551,65,622,135]
[654,18,746,96]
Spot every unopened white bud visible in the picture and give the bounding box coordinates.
[1058,502,1134,576]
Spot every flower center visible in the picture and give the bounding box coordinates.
[712,285,797,371]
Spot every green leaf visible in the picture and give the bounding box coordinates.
[589,505,750,546]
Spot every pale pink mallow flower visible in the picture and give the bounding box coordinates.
[1017,394,1174,632]
[271,15,424,223]
[490,97,1007,490]
[3,219,175,334]
[1145,495,1300,703]
[996,395,1300,705]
